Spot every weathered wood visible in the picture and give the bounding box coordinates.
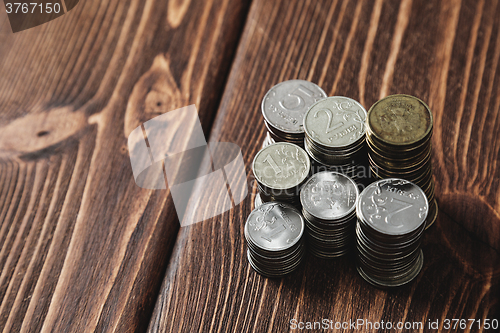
[147,0,500,332]
[0,0,249,332]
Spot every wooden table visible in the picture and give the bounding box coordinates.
[0,0,499,332]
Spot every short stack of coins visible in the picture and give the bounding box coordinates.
[300,171,359,258]
[261,80,327,148]
[303,96,368,182]
[252,142,311,207]
[355,178,427,288]
[366,94,438,228]
[245,202,305,278]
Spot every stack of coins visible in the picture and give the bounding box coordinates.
[303,96,368,182]
[355,178,427,288]
[261,80,327,148]
[366,94,438,228]
[245,202,305,277]
[300,171,359,258]
[252,142,311,207]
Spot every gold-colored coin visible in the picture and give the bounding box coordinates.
[368,155,431,175]
[366,131,431,157]
[367,95,433,146]
[367,143,430,166]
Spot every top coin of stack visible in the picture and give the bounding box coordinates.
[300,171,359,258]
[261,80,327,147]
[355,178,428,288]
[245,202,306,278]
[366,94,438,229]
[252,142,311,206]
[303,96,367,181]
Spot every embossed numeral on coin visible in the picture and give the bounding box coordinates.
[385,198,413,226]
[279,85,315,111]
[263,154,282,175]
[314,109,344,134]
[260,223,287,242]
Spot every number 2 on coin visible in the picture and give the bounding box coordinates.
[386,198,413,225]
[314,109,344,134]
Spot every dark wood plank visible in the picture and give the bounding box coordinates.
[147,0,500,332]
[0,0,249,331]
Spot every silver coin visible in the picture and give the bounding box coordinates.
[357,178,428,236]
[255,191,300,206]
[308,247,351,258]
[354,178,427,287]
[249,249,305,273]
[266,128,304,147]
[356,250,424,288]
[245,202,305,252]
[304,96,367,149]
[305,215,354,232]
[355,223,423,252]
[262,80,327,135]
[306,136,366,157]
[356,253,420,279]
[261,132,275,149]
[254,193,263,208]
[300,171,359,221]
[246,230,302,257]
[355,236,420,264]
[252,142,310,191]
[305,144,365,169]
[247,249,304,278]
[250,242,305,263]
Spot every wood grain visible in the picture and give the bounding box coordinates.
[0,0,249,332]
[147,0,500,332]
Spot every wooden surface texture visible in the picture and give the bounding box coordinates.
[0,0,499,332]
[0,0,249,331]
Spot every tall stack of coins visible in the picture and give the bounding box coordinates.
[252,142,310,206]
[245,202,305,277]
[355,179,427,288]
[303,96,368,182]
[300,171,359,258]
[366,94,438,228]
[261,80,327,148]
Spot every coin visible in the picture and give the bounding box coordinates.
[252,142,310,205]
[304,96,367,149]
[253,142,310,190]
[367,94,433,146]
[357,178,428,235]
[262,80,327,136]
[254,193,263,208]
[247,248,304,278]
[245,202,306,277]
[265,121,304,146]
[262,132,275,149]
[356,250,424,288]
[355,178,427,287]
[366,95,438,229]
[300,171,359,258]
[300,171,358,220]
[245,202,304,250]
[303,96,369,184]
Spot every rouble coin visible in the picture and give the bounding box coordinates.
[262,80,327,136]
